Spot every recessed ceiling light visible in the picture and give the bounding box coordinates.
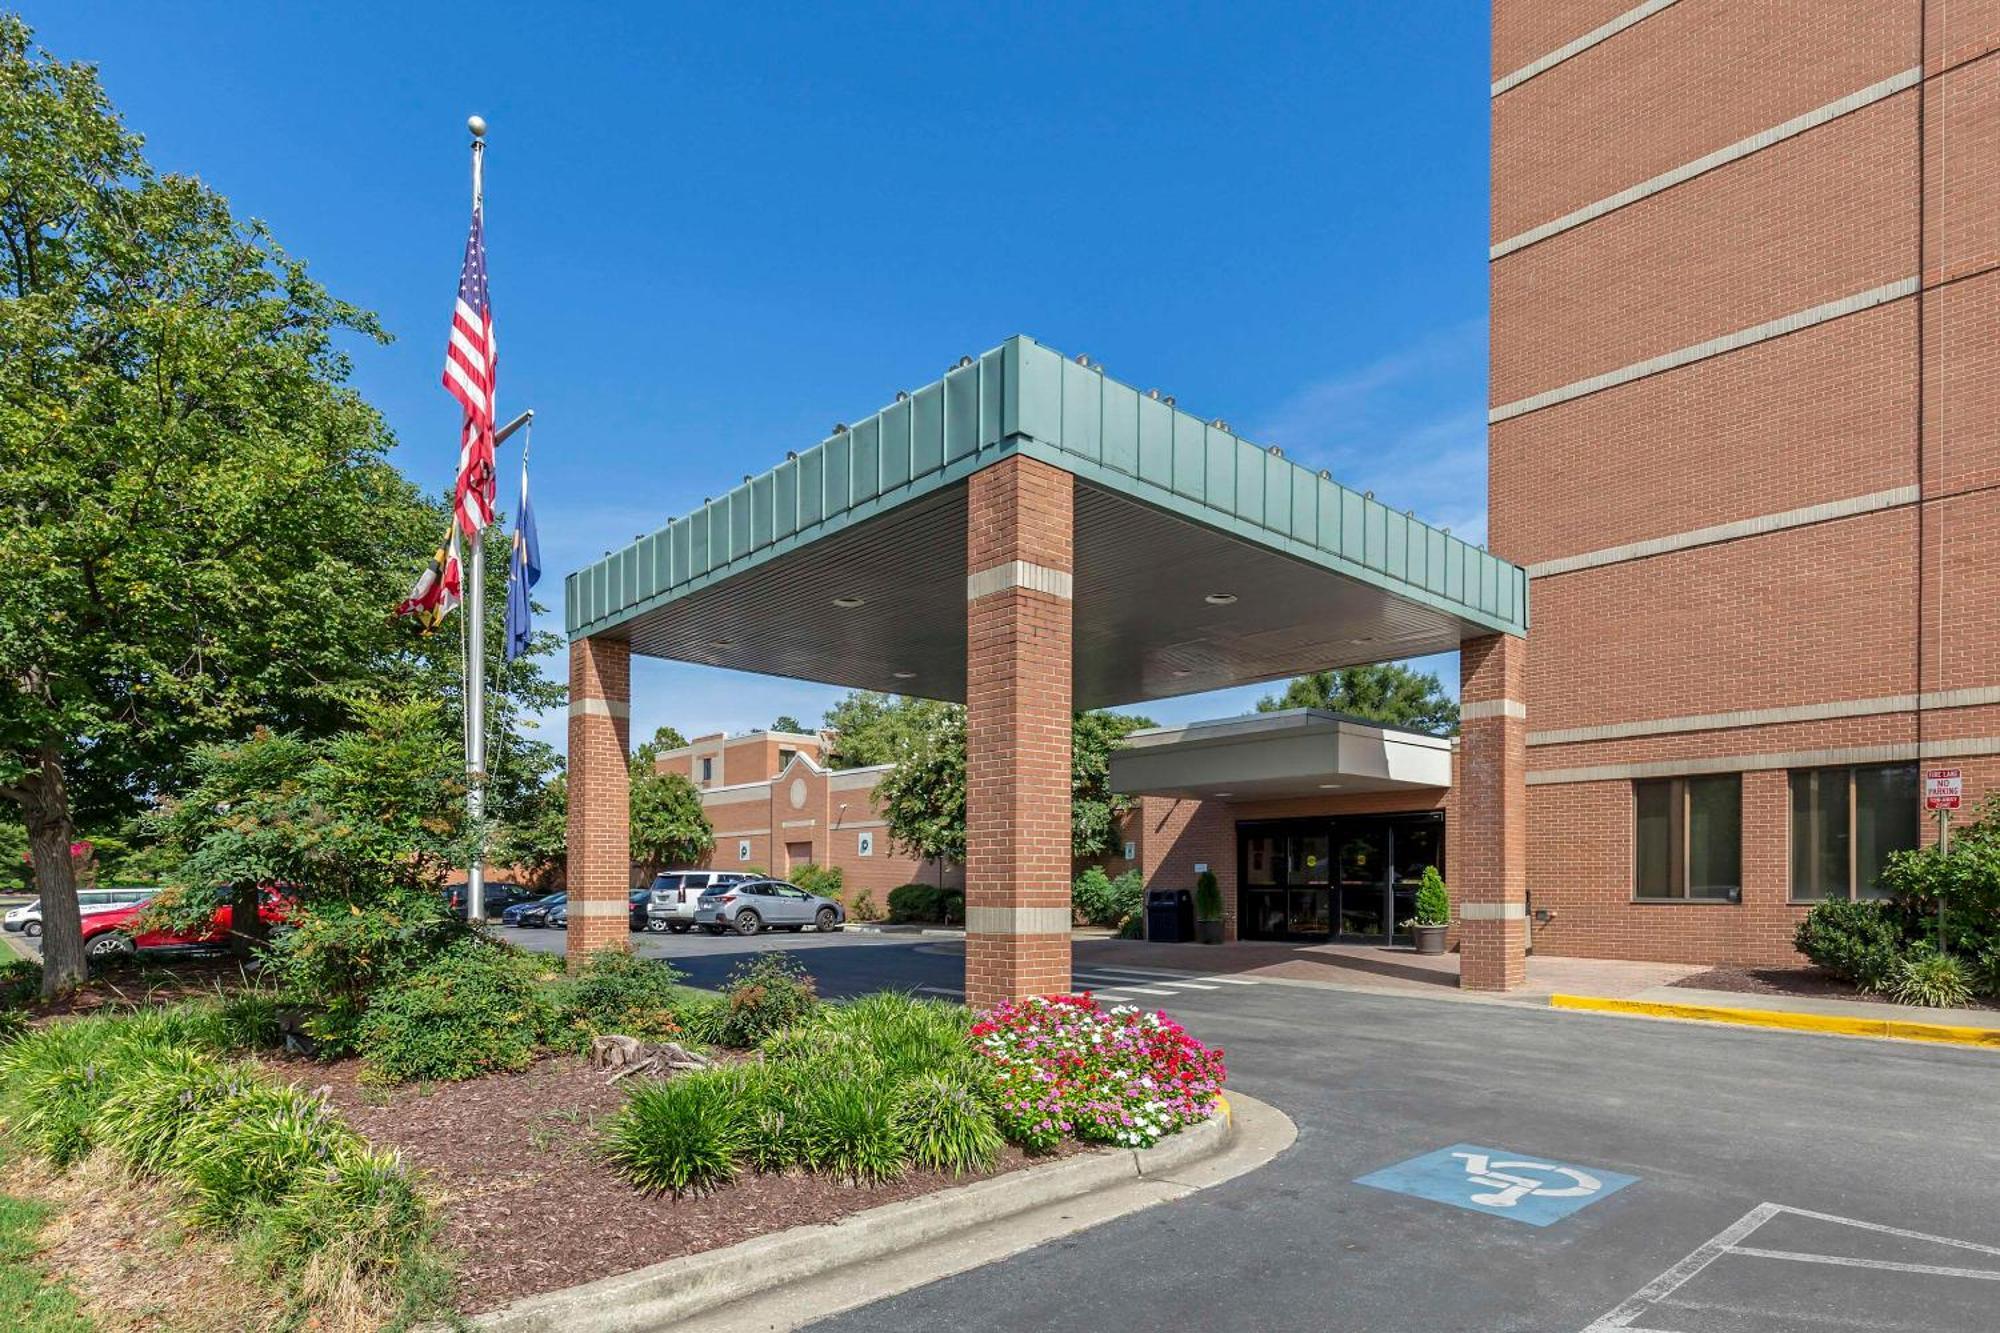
[1318,783,1343,790]
[1204,592,1237,606]
[832,595,866,609]
[709,639,734,650]
[1171,669,1193,678]
[1214,791,1234,798]
[1348,636,1376,645]
[892,670,916,680]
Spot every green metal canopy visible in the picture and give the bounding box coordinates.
[564,335,1526,709]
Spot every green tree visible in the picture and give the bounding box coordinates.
[495,772,567,890]
[1256,663,1460,735]
[771,715,806,735]
[870,700,1154,873]
[0,19,560,994]
[821,691,901,767]
[631,725,688,770]
[629,763,713,883]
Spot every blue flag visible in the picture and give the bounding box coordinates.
[504,459,540,661]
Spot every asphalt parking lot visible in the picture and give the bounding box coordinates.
[505,926,2000,1333]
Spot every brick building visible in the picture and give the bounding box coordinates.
[650,728,958,901]
[1483,1,1998,965]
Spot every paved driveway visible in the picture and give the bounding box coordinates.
[513,928,2000,1333]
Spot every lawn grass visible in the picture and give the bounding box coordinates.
[0,1191,93,1332]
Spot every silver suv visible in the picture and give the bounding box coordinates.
[644,870,756,933]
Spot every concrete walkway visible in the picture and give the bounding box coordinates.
[1073,937,1705,1001]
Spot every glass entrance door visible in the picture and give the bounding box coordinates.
[1335,822,1389,938]
[1242,833,1287,939]
[1285,834,1331,935]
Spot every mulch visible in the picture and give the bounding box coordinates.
[1669,964,1998,1010]
[23,953,261,1019]
[301,1054,1075,1315]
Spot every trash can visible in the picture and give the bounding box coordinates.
[1145,887,1194,943]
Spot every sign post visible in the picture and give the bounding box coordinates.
[1922,768,1962,951]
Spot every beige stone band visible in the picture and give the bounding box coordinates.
[569,697,631,720]
[964,905,1074,936]
[1458,902,1528,921]
[1461,699,1528,722]
[966,560,1073,602]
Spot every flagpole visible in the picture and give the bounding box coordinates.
[465,114,489,923]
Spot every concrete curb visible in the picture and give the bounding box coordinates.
[1550,993,2000,1050]
[472,1098,1244,1333]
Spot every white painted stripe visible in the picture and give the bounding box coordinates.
[1198,976,1260,986]
[1580,1202,1785,1333]
[1071,965,1189,979]
[1159,980,1219,990]
[1527,487,1918,578]
[1493,68,1920,257]
[1458,902,1527,921]
[569,697,631,719]
[1490,278,1917,423]
[1091,993,1136,1003]
[1725,1247,2000,1282]
[1461,699,1527,722]
[964,905,1072,936]
[1529,736,2000,786]
[1774,1204,2000,1257]
[1530,685,2000,747]
[966,559,1073,602]
[1492,0,1682,97]
[1115,986,1179,997]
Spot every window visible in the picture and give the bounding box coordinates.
[1790,763,1918,901]
[1634,775,1741,900]
[700,756,714,784]
[778,747,797,770]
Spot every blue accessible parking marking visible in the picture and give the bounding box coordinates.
[1355,1143,1637,1227]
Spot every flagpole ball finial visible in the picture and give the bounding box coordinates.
[467,115,488,138]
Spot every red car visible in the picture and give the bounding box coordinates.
[80,887,290,961]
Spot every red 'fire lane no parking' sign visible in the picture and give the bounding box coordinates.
[1923,768,1963,812]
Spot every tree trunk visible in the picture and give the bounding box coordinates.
[18,746,85,998]
[228,881,269,958]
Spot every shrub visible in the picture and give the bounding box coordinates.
[896,1073,1003,1174]
[556,949,689,1044]
[667,989,730,1046]
[1193,869,1223,923]
[1794,899,1906,992]
[795,1073,906,1182]
[941,890,964,926]
[848,889,884,922]
[719,952,818,1047]
[173,1082,360,1230]
[1071,867,1115,925]
[600,1068,754,1195]
[971,994,1226,1152]
[355,937,561,1083]
[96,1047,258,1177]
[239,1139,436,1300]
[216,989,286,1051]
[886,882,942,923]
[1412,866,1450,926]
[0,1017,138,1165]
[1888,946,1976,1008]
[0,958,39,1009]
[262,890,469,1057]
[791,863,844,900]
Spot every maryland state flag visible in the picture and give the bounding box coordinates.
[395,521,464,632]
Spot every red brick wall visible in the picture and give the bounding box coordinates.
[1494,1,2000,967]
[964,456,1074,1007]
[566,637,632,963]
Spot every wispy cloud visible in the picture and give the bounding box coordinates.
[1249,317,1489,543]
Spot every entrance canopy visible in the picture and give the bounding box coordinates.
[564,335,1527,709]
[1109,709,1452,801]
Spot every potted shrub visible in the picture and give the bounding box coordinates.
[1194,870,1225,945]
[1406,866,1450,955]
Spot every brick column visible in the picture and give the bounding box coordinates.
[964,456,1074,1009]
[1457,632,1528,991]
[567,635,632,966]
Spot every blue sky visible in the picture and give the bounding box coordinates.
[30,2,1490,748]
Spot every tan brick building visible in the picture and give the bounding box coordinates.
[1486,1,1999,965]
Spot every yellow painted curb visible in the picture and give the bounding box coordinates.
[1548,994,2000,1049]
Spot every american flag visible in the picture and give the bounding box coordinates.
[443,201,498,533]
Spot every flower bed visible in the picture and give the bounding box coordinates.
[970,994,1227,1151]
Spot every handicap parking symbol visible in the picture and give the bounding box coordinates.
[1354,1143,1636,1227]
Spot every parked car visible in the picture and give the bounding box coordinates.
[4,887,158,938]
[510,892,566,928]
[695,879,845,936]
[627,888,652,932]
[644,870,756,933]
[78,886,289,960]
[443,881,535,921]
[547,901,569,930]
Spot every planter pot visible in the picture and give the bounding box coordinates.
[1195,919,1225,945]
[1411,923,1448,956]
